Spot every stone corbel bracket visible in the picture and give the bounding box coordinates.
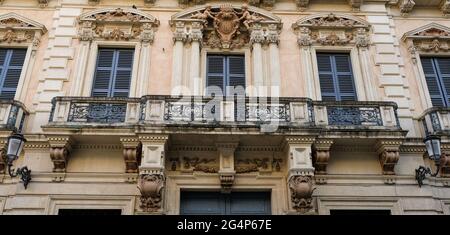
[399,0,415,16]
[120,137,142,183]
[375,139,403,184]
[216,142,239,193]
[47,136,74,182]
[402,23,450,64]
[77,8,160,43]
[441,0,450,17]
[312,139,334,184]
[292,13,371,48]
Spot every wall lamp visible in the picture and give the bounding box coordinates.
[4,131,30,189]
[415,135,441,187]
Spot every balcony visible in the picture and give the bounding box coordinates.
[46,96,402,134]
[419,107,450,136]
[0,99,29,132]
[313,101,401,130]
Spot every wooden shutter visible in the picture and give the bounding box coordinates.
[435,58,450,106]
[227,55,246,96]
[421,57,447,107]
[206,55,225,96]
[317,53,357,101]
[92,48,134,97]
[0,49,27,99]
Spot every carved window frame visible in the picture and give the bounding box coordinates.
[0,13,46,102]
[402,23,450,110]
[165,174,287,215]
[317,197,402,215]
[75,8,159,97]
[292,13,374,101]
[46,195,135,215]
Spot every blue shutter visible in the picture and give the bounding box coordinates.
[435,58,450,106]
[92,48,134,98]
[206,55,225,96]
[206,55,246,97]
[227,55,246,96]
[421,58,446,107]
[317,53,357,101]
[0,49,27,99]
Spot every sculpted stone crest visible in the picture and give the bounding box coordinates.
[181,4,279,49]
[190,4,264,49]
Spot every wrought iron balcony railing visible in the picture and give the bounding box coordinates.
[0,99,29,132]
[419,107,450,135]
[313,101,400,129]
[49,97,141,124]
[48,96,401,131]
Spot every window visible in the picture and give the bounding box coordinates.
[0,49,27,100]
[58,209,122,215]
[92,48,134,97]
[317,53,357,101]
[180,191,271,215]
[330,209,391,215]
[206,55,245,96]
[421,57,450,107]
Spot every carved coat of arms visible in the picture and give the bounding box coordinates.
[191,4,263,49]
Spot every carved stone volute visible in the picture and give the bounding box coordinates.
[48,136,73,173]
[376,140,403,176]
[138,174,164,212]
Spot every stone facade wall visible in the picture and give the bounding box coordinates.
[0,0,450,215]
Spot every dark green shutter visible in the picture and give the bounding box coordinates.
[92,48,134,97]
[0,49,27,99]
[317,53,357,101]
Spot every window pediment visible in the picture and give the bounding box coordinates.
[77,8,160,43]
[170,4,282,49]
[402,23,450,54]
[292,13,370,47]
[0,13,47,45]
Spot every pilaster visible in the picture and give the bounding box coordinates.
[283,136,316,214]
[137,134,168,214]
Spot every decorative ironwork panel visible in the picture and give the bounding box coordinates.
[68,103,126,123]
[164,101,217,122]
[327,107,383,126]
[245,103,290,122]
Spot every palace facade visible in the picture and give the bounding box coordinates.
[0,0,450,215]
